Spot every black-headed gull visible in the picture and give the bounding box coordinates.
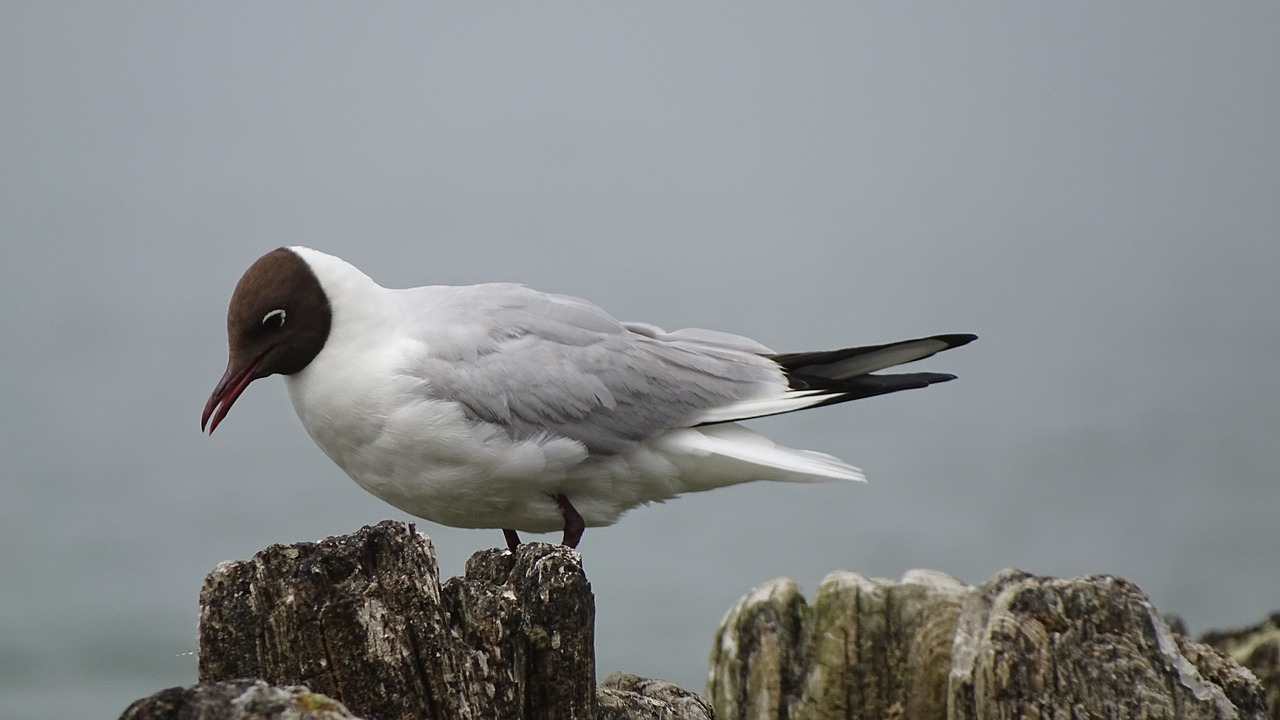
[203,247,974,550]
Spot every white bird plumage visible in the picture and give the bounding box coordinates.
[204,246,974,548]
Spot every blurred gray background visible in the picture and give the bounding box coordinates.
[3,4,1278,718]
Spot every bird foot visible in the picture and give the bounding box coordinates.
[554,493,585,548]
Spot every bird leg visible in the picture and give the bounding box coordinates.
[503,528,521,552]
[554,494,585,548]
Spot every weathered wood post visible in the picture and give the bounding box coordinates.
[708,568,1269,720]
[122,520,712,720]
[1202,613,1280,720]
[119,521,1274,719]
[197,520,599,719]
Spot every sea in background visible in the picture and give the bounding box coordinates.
[2,5,1278,718]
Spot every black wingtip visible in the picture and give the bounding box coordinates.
[780,370,963,413]
[934,333,978,348]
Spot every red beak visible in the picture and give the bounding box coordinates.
[202,355,265,434]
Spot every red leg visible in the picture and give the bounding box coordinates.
[554,494,585,548]
[503,528,521,552]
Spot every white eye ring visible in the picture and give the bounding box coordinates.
[262,309,287,328]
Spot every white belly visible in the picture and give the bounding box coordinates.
[284,365,685,532]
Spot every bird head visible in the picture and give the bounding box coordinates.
[202,248,331,433]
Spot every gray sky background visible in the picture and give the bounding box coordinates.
[3,4,1278,718]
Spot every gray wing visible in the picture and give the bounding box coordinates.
[404,284,784,454]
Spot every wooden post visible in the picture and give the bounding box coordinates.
[709,568,1269,720]
[195,521,595,720]
[119,521,1270,719]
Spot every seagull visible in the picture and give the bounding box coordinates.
[203,247,974,550]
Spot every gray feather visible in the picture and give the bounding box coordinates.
[405,284,782,453]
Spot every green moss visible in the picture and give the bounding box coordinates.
[294,690,347,714]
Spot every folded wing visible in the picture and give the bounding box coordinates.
[407,285,974,481]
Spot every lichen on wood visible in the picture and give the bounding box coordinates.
[1202,613,1280,720]
[710,567,1268,720]
[197,521,595,720]
[119,678,363,720]
[118,520,1274,720]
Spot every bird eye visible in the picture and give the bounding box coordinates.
[262,309,287,329]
